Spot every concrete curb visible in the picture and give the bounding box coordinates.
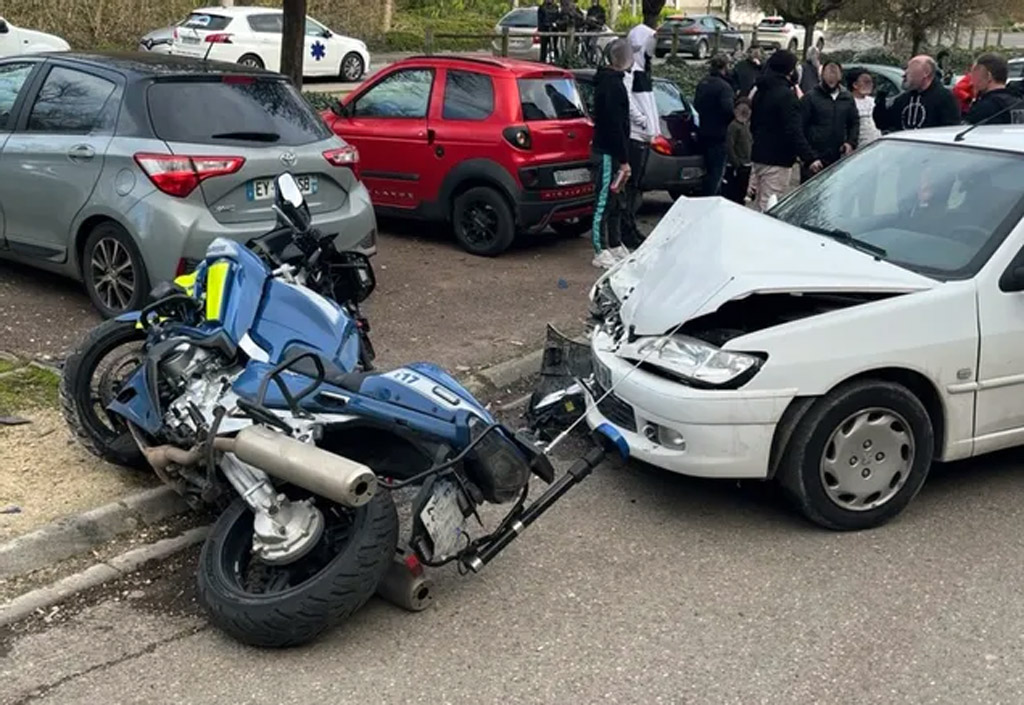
[0,526,209,627]
[0,344,550,582]
[0,486,188,580]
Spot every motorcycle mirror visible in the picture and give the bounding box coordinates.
[274,173,311,232]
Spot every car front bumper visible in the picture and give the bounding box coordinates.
[122,181,378,285]
[585,330,796,479]
[642,151,704,194]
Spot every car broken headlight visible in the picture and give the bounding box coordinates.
[636,336,765,388]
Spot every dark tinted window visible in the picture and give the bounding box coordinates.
[442,70,494,120]
[183,13,232,31]
[0,63,34,130]
[577,78,595,115]
[27,67,117,133]
[147,78,330,146]
[701,17,715,29]
[500,8,537,27]
[518,77,585,121]
[353,69,434,119]
[248,14,282,33]
[1009,62,1024,79]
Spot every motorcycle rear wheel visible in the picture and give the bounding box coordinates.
[60,317,148,469]
[197,490,398,648]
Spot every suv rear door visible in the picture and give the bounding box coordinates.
[145,75,356,225]
[333,66,440,210]
[0,61,120,261]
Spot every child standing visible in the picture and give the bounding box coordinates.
[723,98,753,206]
[850,71,881,147]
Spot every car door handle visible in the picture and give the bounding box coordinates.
[426,128,436,145]
[68,144,96,161]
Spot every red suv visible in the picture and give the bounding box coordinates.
[323,56,594,256]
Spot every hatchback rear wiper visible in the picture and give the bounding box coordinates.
[799,222,888,258]
[210,131,281,142]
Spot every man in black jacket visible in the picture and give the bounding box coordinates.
[749,50,819,211]
[590,39,634,268]
[694,54,736,196]
[800,61,858,182]
[966,53,1024,125]
[733,47,764,97]
[538,0,558,63]
[873,55,959,132]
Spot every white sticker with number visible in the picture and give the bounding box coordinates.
[420,480,466,560]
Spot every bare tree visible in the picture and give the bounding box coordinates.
[281,0,307,90]
[760,0,849,57]
[844,0,1013,54]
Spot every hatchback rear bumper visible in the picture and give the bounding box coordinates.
[642,152,705,194]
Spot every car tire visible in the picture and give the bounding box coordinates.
[237,53,265,69]
[695,40,708,60]
[452,186,515,257]
[340,52,365,82]
[777,380,935,531]
[82,222,150,319]
[788,38,799,53]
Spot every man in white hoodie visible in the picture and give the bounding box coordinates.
[621,16,660,250]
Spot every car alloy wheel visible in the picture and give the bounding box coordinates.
[90,237,137,313]
[341,52,365,82]
[460,201,500,247]
[696,40,708,59]
[238,54,265,69]
[819,407,915,512]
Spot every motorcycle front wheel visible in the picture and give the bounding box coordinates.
[60,317,148,469]
[197,490,398,648]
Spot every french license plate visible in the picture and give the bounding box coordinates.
[419,480,466,560]
[247,174,318,201]
[554,168,591,186]
[182,35,201,45]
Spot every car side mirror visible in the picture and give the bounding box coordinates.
[321,28,332,39]
[1000,265,1024,293]
[273,173,311,233]
[332,100,352,118]
[0,20,9,34]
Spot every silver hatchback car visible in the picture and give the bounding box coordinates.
[0,52,376,317]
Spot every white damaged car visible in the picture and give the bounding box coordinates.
[586,126,1024,530]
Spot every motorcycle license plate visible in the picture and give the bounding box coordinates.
[554,168,591,186]
[420,480,466,560]
[247,174,318,201]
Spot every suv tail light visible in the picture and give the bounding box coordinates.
[683,26,701,34]
[651,135,673,155]
[532,34,540,45]
[323,145,360,177]
[503,126,532,150]
[134,153,245,198]
[205,33,233,43]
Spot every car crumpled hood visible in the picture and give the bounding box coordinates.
[606,198,937,337]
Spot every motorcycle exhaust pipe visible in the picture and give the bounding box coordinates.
[230,425,377,508]
[376,557,434,612]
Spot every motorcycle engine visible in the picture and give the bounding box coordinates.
[158,343,239,443]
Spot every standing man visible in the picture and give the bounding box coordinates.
[798,46,821,97]
[723,97,753,205]
[694,54,736,196]
[965,53,1023,125]
[873,55,959,132]
[621,14,659,249]
[734,47,764,97]
[749,50,819,212]
[538,0,558,64]
[849,70,881,147]
[799,61,858,182]
[590,39,634,268]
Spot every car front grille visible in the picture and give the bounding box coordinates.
[592,378,637,433]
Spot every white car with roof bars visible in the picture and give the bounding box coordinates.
[586,126,1024,531]
[170,6,370,81]
[0,16,69,56]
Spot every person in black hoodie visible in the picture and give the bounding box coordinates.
[694,54,736,196]
[538,0,558,63]
[749,49,819,212]
[965,53,1024,125]
[800,61,858,182]
[873,55,959,132]
[733,47,764,97]
[589,39,634,268]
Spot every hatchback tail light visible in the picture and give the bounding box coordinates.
[503,125,532,150]
[323,145,360,178]
[134,153,245,198]
[651,135,673,155]
[533,34,540,45]
[205,33,233,44]
[683,26,701,34]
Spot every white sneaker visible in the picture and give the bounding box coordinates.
[610,246,631,260]
[592,250,618,269]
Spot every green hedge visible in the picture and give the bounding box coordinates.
[385,10,494,52]
[304,91,339,112]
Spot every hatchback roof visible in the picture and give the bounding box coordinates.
[398,54,573,76]
[31,51,275,78]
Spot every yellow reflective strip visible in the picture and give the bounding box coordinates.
[205,261,231,322]
[174,272,198,297]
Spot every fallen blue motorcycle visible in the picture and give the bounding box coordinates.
[62,174,622,647]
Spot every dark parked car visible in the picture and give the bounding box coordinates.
[575,69,704,200]
[655,15,745,59]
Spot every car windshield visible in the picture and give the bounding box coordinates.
[759,18,785,27]
[770,140,1024,280]
[518,77,585,120]
[500,8,536,27]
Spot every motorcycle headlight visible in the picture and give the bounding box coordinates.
[636,336,764,388]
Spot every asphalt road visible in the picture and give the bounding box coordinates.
[5,432,1024,704]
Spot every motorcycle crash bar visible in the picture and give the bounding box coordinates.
[139,425,377,508]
